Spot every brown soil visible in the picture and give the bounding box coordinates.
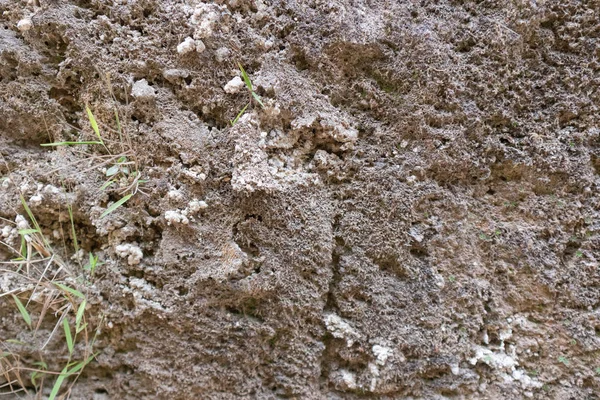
[1,0,600,399]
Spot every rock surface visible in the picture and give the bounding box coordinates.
[1,0,599,399]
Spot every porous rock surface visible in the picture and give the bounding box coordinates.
[1,0,600,399]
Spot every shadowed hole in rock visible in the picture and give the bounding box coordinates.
[224,297,265,322]
[563,239,581,259]
[410,247,428,259]
[176,286,189,296]
[232,215,263,258]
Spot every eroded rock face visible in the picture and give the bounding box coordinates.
[1,0,599,398]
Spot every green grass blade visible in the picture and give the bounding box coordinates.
[100,179,115,191]
[6,339,27,345]
[252,92,265,108]
[238,63,253,91]
[19,235,27,258]
[20,195,42,233]
[66,353,96,375]
[48,368,67,400]
[100,193,133,219]
[18,228,40,235]
[54,283,85,299]
[85,252,95,273]
[41,141,103,147]
[20,195,50,250]
[67,204,79,253]
[75,299,86,329]
[114,108,124,145]
[31,371,45,388]
[63,318,74,355]
[31,361,48,387]
[86,106,102,143]
[11,295,32,328]
[76,322,88,334]
[231,103,249,126]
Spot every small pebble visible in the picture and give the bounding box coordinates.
[195,39,206,53]
[29,194,43,206]
[177,37,196,55]
[163,69,190,83]
[17,18,33,32]
[131,79,155,100]
[215,47,230,62]
[224,76,245,94]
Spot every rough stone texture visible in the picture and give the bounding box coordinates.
[1,0,600,399]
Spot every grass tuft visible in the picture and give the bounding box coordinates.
[230,62,265,125]
[84,252,102,275]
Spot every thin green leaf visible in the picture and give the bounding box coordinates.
[105,165,120,177]
[31,370,45,387]
[66,353,96,375]
[32,362,49,388]
[31,371,39,386]
[18,228,40,235]
[86,106,102,143]
[76,299,86,328]
[0,352,11,359]
[252,91,265,108]
[100,179,115,191]
[48,368,67,400]
[114,108,123,145]
[6,339,26,345]
[67,204,79,253]
[84,253,103,275]
[19,236,27,258]
[54,283,85,299]
[63,318,74,355]
[238,63,253,91]
[76,322,88,335]
[20,195,43,237]
[40,141,103,147]
[12,295,32,328]
[100,193,133,219]
[84,252,95,273]
[231,103,250,126]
